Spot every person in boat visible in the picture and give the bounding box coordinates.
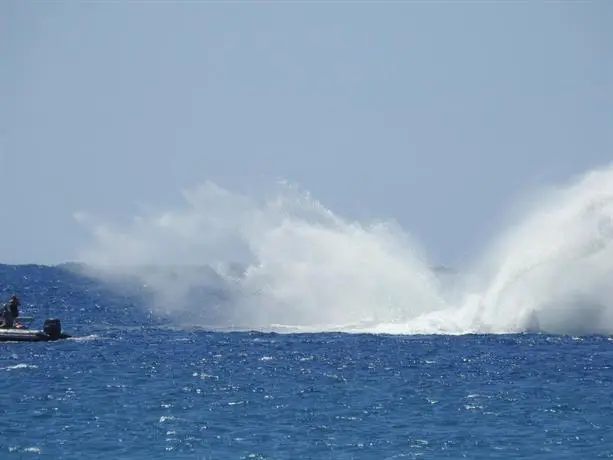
[0,295,22,329]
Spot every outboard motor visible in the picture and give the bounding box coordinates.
[43,318,62,339]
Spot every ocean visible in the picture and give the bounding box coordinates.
[6,167,613,458]
[1,264,613,459]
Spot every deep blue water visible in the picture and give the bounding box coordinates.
[1,264,613,459]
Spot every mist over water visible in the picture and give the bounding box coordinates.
[74,164,613,335]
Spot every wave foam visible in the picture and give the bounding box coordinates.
[74,165,613,335]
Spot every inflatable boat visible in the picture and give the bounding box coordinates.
[0,318,71,342]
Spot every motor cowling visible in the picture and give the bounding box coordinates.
[43,318,62,339]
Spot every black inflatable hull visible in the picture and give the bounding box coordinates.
[0,329,71,342]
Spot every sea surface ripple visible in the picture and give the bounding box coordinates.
[1,265,612,459]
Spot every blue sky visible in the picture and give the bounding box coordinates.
[2,2,612,266]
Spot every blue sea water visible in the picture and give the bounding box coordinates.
[2,264,613,459]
